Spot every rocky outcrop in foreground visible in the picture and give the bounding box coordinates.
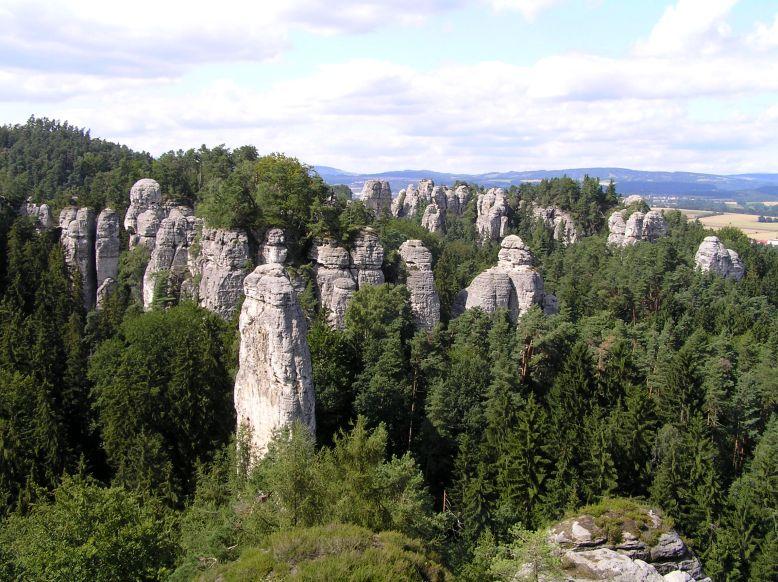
[124,178,166,250]
[476,188,509,242]
[548,505,709,581]
[59,207,96,309]
[608,209,667,246]
[694,236,744,281]
[360,180,392,216]
[399,240,440,330]
[234,264,316,461]
[454,235,556,321]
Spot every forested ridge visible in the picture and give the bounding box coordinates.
[0,118,776,581]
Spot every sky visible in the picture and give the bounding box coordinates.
[1,0,777,174]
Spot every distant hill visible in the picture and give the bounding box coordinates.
[315,166,778,201]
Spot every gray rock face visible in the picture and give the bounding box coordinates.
[549,510,707,581]
[694,236,744,281]
[455,235,551,321]
[531,204,578,244]
[59,207,97,309]
[96,277,117,310]
[421,203,445,234]
[608,209,668,246]
[310,241,357,329]
[20,199,54,230]
[142,207,197,309]
[399,240,440,330]
[191,227,253,320]
[260,228,288,265]
[235,263,316,462]
[95,208,120,292]
[623,194,645,206]
[476,188,509,242]
[124,178,165,249]
[349,228,384,287]
[360,180,392,216]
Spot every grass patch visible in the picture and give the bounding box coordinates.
[198,523,450,581]
[564,497,673,547]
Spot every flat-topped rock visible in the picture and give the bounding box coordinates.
[95,208,120,293]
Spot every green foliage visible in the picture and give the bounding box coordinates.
[198,523,450,582]
[488,526,563,582]
[175,419,442,579]
[0,475,177,581]
[0,117,152,210]
[89,303,234,503]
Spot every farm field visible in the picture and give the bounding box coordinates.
[656,208,778,241]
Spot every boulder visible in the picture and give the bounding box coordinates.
[191,227,253,320]
[609,209,668,246]
[95,208,120,291]
[124,178,165,249]
[360,180,392,216]
[309,241,357,329]
[563,548,664,581]
[142,207,197,309]
[234,264,315,462]
[455,235,549,321]
[59,207,97,309]
[549,504,707,581]
[399,240,440,330]
[694,236,744,281]
[260,228,288,265]
[349,228,384,287]
[476,188,509,242]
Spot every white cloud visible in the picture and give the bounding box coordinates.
[748,14,778,51]
[2,0,778,173]
[485,0,562,21]
[0,0,460,77]
[635,0,738,56]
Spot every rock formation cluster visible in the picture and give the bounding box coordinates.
[454,235,556,321]
[141,207,198,310]
[694,236,744,281]
[549,510,710,581]
[530,204,578,244]
[476,188,510,242]
[234,263,316,461]
[59,207,97,309]
[308,229,385,328]
[608,209,668,246]
[398,240,440,330]
[20,199,54,230]
[360,180,392,216]
[391,180,471,235]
